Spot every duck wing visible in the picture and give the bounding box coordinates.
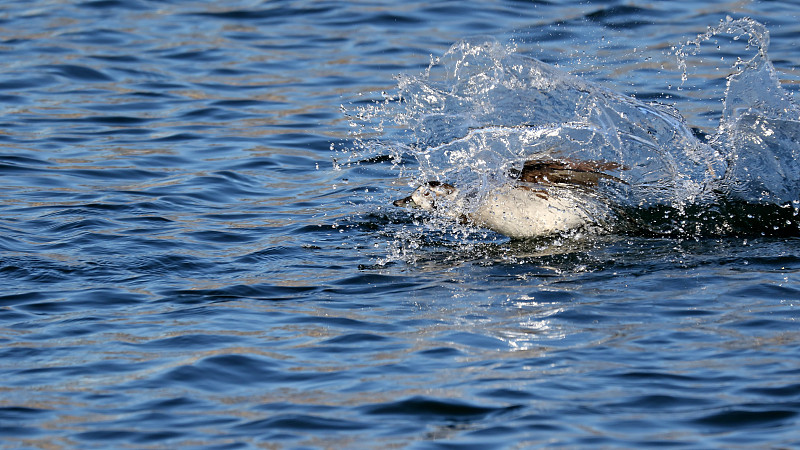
[512,159,627,186]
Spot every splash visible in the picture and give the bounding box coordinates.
[348,18,800,243]
[681,17,800,206]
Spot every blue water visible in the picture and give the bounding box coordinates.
[1,1,799,448]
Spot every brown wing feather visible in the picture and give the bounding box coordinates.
[511,159,627,186]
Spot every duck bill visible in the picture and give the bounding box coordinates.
[393,195,416,208]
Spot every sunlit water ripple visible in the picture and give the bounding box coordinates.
[1,1,799,448]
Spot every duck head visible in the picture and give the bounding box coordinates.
[393,181,458,211]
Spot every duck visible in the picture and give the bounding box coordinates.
[393,159,625,238]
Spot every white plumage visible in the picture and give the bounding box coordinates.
[394,160,624,238]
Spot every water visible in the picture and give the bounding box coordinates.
[0,1,799,448]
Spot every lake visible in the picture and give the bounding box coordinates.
[1,1,799,448]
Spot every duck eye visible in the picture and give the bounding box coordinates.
[423,192,430,196]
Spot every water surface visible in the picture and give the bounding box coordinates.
[1,1,799,448]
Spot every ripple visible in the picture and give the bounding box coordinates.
[233,414,366,432]
[157,284,320,303]
[37,64,114,82]
[692,407,797,428]
[188,5,334,22]
[361,396,522,420]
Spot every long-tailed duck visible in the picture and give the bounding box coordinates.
[394,160,625,238]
